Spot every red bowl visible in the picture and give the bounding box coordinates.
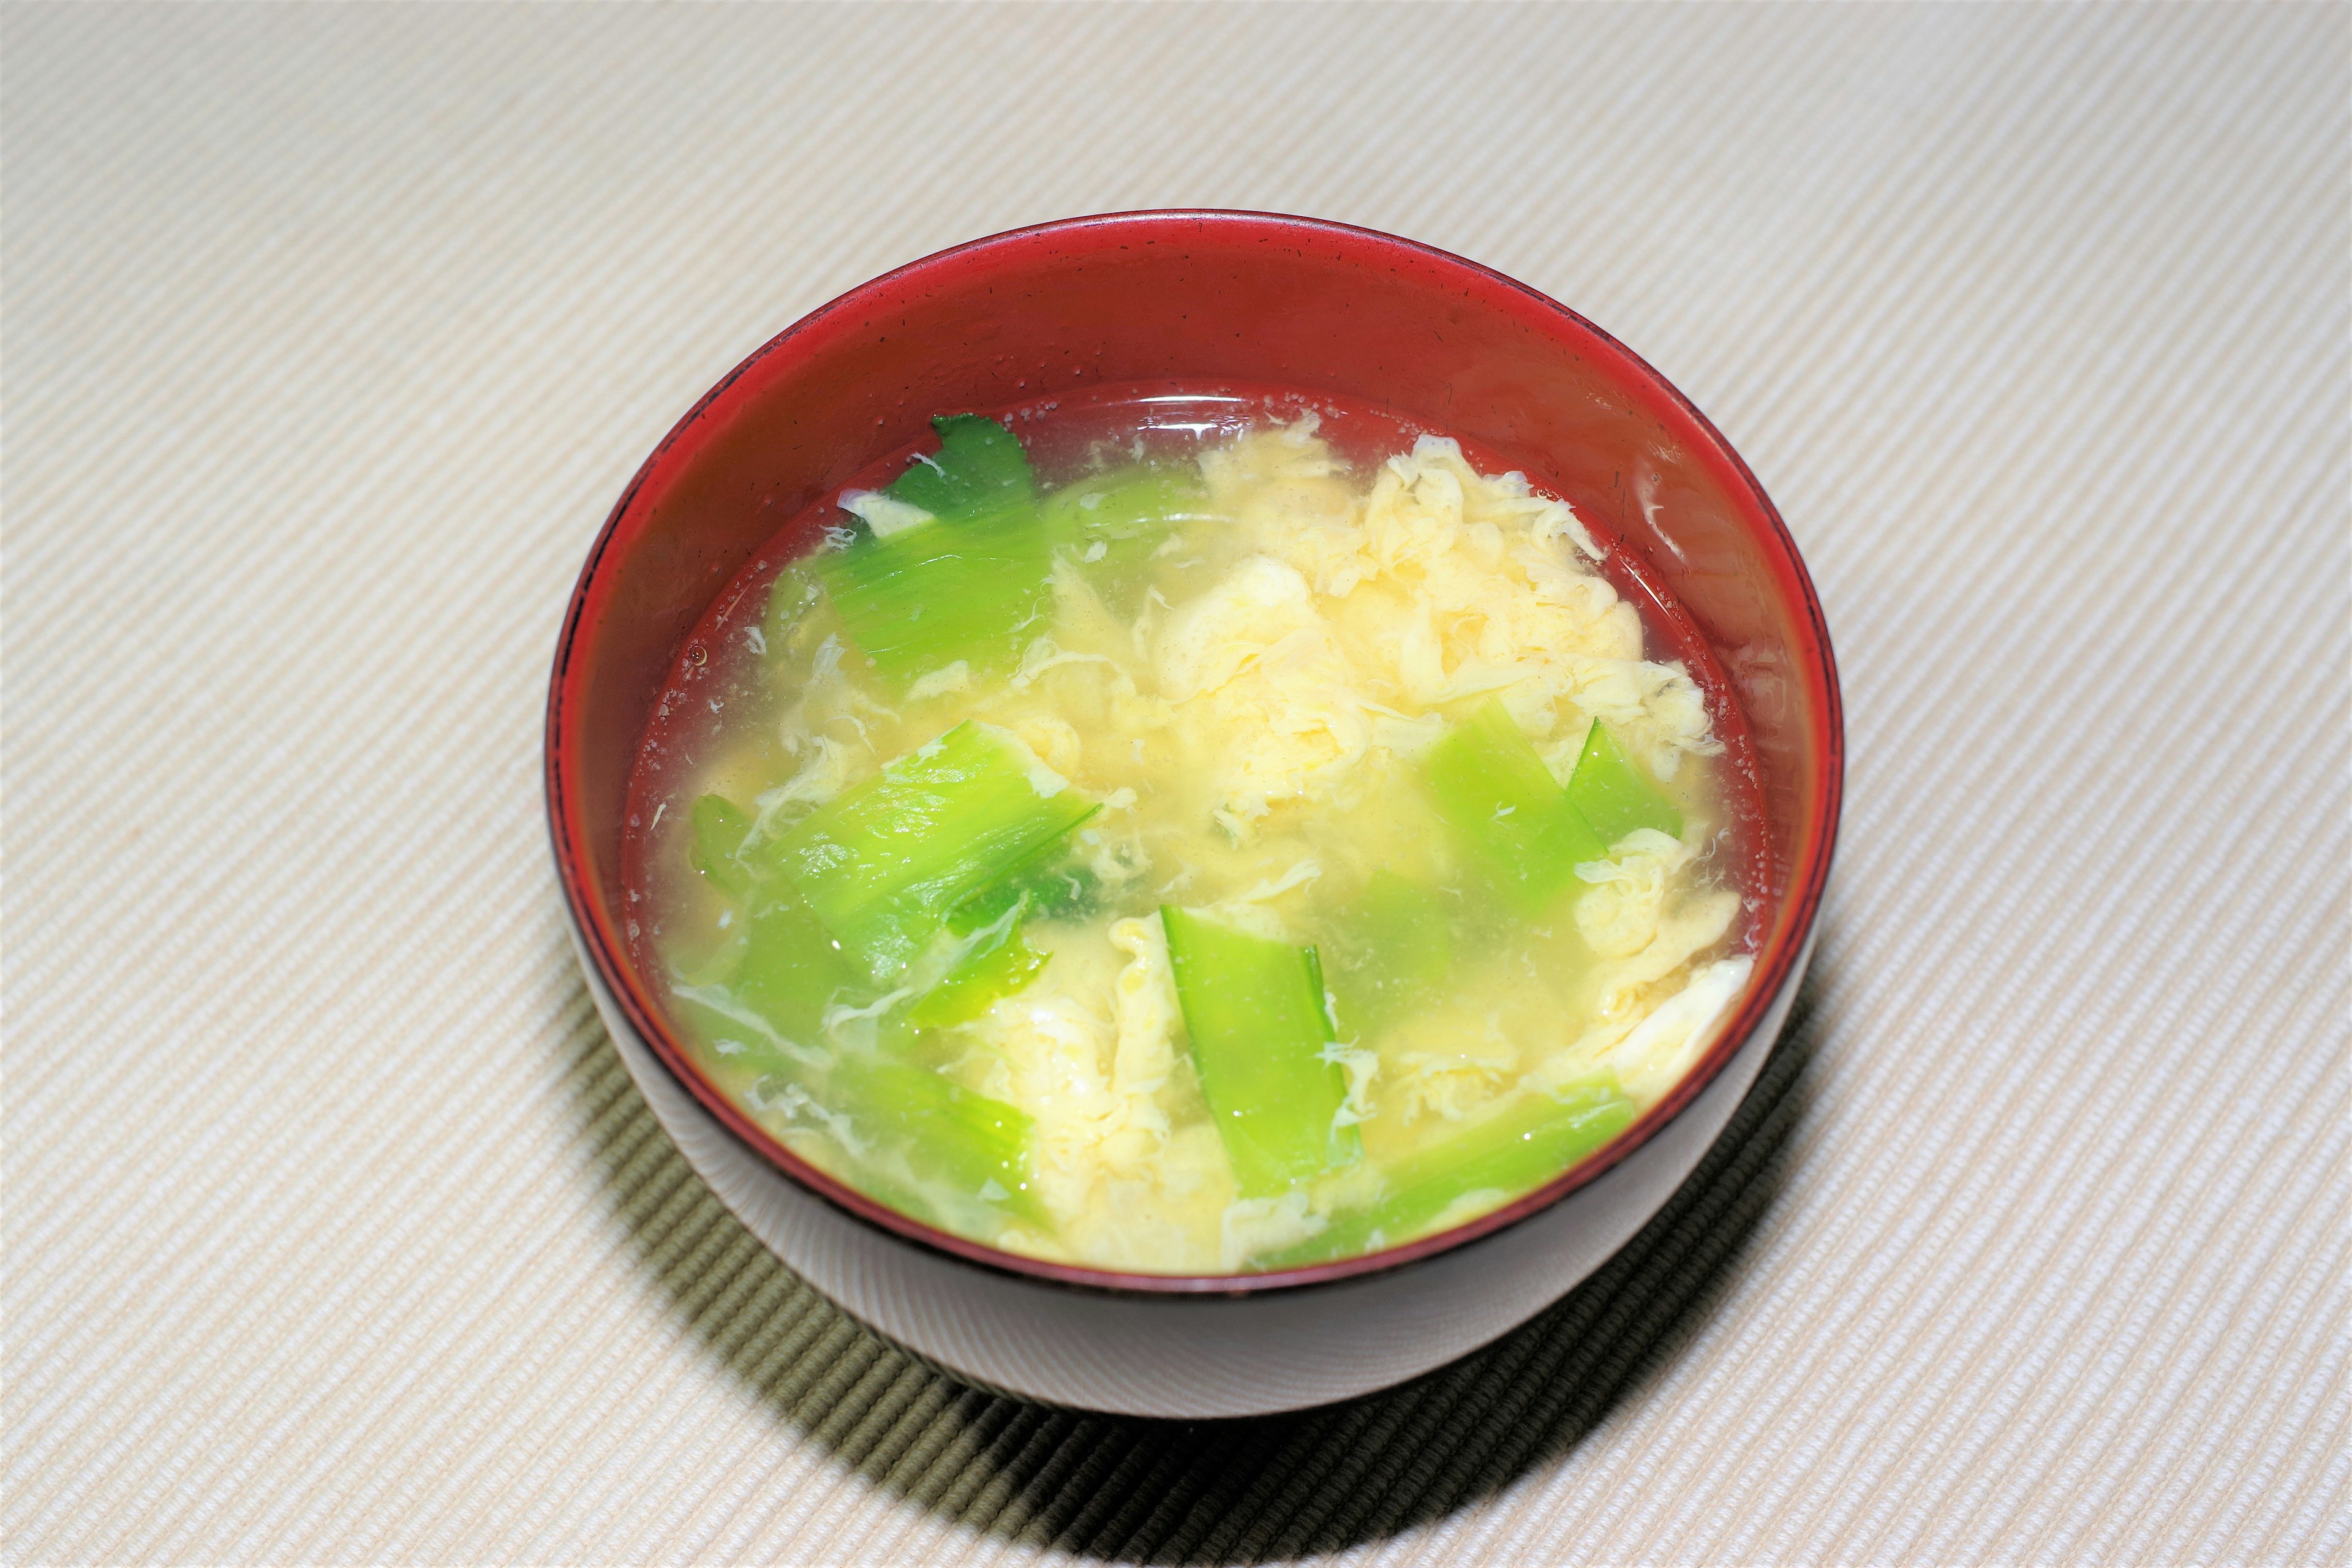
[546,210,1841,1415]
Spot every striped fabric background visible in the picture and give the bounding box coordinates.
[6,6,2344,1562]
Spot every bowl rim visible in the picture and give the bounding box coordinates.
[546,207,1844,1298]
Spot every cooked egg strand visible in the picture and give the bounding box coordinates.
[700,418,1747,1268]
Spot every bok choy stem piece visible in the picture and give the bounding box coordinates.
[667,877,866,1069]
[688,794,756,900]
[729,883,865,1041]
[885,414,1036,520]
[1161,906,1359,1197]
[907,905,1050,1028]
[1039,464,1207,611]
[1567,719,1684,843]
[831,1057,1044,1224]
[1424,697,1607,912]
[773,722,1097,980]
[819,415,1051,680]
[816,507,1052,681]
[1265,1079,1635,1268]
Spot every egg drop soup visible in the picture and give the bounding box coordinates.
[626,391,1758,1275]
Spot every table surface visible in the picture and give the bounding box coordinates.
[7,7,2345,1564]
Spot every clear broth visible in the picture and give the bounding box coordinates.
[624,385,1765,1275]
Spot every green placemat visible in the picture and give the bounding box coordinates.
[573,987,1820,1563]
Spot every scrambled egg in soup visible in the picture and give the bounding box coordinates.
[643,411,1752,1273]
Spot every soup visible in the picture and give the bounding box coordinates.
[627,394,1755,1275]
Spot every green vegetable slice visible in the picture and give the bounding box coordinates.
[907,903,1050,1029]
[1424,697,1607,912]
[948,839,1100,929]
[884,414,1036,521]
[812,415,1053,681]
[668,877,865,1061]
[898,839,1098,1028]
[688,794,755,900]
[773,722,1097,979]
[1161,906,1359,1197]
[730,883,866,1040]
[1001,852,1098,921]
[816,503,1053,682]
[1329,869,1453,1033]
[1038,464,1205,610]
[831,1057,1044,1224]
[1262,1079,1635,1268]
[761,560,824,665]
[1567,720,1684,844]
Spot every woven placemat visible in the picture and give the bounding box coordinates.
[7,6,2345,1562]
[567,985,1817,1564]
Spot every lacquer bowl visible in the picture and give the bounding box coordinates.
[545,209,1842,1418]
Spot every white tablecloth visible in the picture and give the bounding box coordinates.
[7,6,2345,1562]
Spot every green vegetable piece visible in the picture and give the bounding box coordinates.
[669,878,867,1069]
[944,877,1030,938]
[1160,906,1359,1197]
[1329,870,1453,1031]
[665,921,748,993]
[731,883,865,1041]
[1039,464,1194,544]
[907,913,1050,1029]
[944,828,1098,929]
[758,560,831,673]
[1567,720,1684,845]
[834,1058,1044,1222]
[983,848,1099,924]
[900,842,1095,1028]
[816,503,1053,682]
[885,414,1036,521]
[688,794,755,900]
[1424,697,1607,912]
[774,721,1097,979]
[1264,1079,1636,1268]
[1039,464,1205,609]
[814,414,1050,681]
